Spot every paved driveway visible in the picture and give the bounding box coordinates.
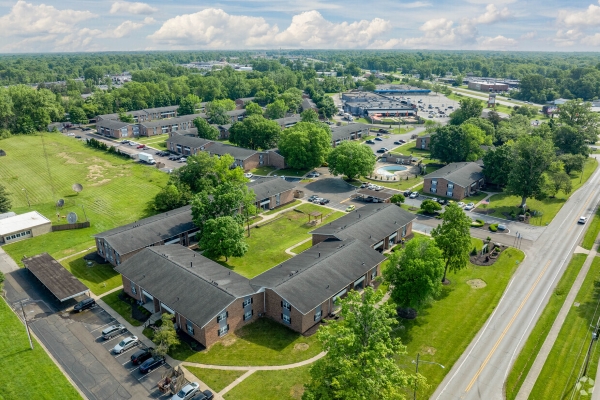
[299,176,360,211]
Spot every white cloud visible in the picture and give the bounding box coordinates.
[0,0,95,36]
[520,31,536,39]
[466,0,516,4]
[478,35,517,49]
[581,33,600,46]
[554,28,584,47]
[557,1,600,27]
[148,8,391,49]
[110,1,158,15]
[472,4,512,24]
[403,2,432,8]
[403,18,478,48]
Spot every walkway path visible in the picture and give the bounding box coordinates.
[285,238,312,255]
[56,246,96,262]
[516,230,600,399]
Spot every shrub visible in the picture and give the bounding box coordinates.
[471,219,485,227]
[489,223,498,232]
[471,247,477,255]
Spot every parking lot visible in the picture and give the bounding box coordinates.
[30,304,171,400]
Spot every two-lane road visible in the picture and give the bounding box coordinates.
[433,155,600,400]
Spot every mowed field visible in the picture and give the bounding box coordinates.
[0,133,168,263]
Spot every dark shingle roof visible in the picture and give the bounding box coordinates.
[310,203,415,246]
[227,109,247,117]
[166,134,213,149]
[423,162,484,188]
[144,105,179,113]
[116,246,255,328]
[330,123,370,141]
[275,115,301,126]
[94,206,195,255]
[250,239,385,314]
[207,142,257,160]
[96,119,131,130]
[247,177,296,200]
[24,253,89,302]
[140,113,205,128]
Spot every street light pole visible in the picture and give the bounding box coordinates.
[22,188,30,208]
[412,353,445,400]
[20,301,33,350]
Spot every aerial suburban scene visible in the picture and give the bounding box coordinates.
[2,1,600,400]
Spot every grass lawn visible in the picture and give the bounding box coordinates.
[169,318,322,366]
[0,133,168,265]
[358,135,376,142]
[487,158,598,226]
[264,199,301,215]
[100,290,143,327]
[135,134,169,149]
[417,188,488,203]
[275,168,311,177]
[186,367,246,393]
[582,206,600,250]
[251,166,277,176]
[529,256,600,399]
[214,204,344,278]
[224,365,310,400]
[0,298,82,400]
[505,254,587,399]
[289,240,313,254]
[391,141,431,158]
[59,251,122,295]
[390,241,525,399]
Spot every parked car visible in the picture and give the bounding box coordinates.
[130,347,154,365]
[579,216,588,224]
[178,158,187,163]
[409,192,419,199]
[457,202,465,208]
[437,198,447,205]
[378,128,389,133]
[75,135,82,139]
[375,137,383,141]
[191,390,214,400]
[307,195,318,202]
[307,171,320,178]
[374,185,384,191]
[67,132,75,137]
[155,151,162,155]
[366,140,375,144]
[112,336,139,354]
[244,172,253,178]
[139,356,165,373]
[319,198,330,205]
[345,205,356,212]
[376,149,386,153]
[74,297,95,312]
[128,142,137,146]
[121,140,129,144]
[360,182,368,188]
[464,203,475,211]
[102,324,126,340]
[137,145,145,149]
[171,382,200,400]
[394,141,402,145]
[380,147,389,152]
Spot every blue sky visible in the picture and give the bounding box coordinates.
[0,0,597,53]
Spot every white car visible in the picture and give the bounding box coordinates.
[464,203,475,211]
[579,216,588,224]
[409,192,418,199]
[457,202,465,208]
[171,382,200,400]
[244,172,253,178]
[112,336,138,354]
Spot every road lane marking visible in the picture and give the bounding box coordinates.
[465,259,552,393]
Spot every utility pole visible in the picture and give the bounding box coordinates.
[582,315,600,377]
[20,301,33,350]
[413,353,419,400]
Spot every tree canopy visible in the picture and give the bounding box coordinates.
[430,124,490,164]
[431,203,472,283]
[193,117,220,140]
[327,141,376,180]
[0,184,11,213]
[228,115,281,150]
[449,98,484,126]
[278,122,331,170]
[200,216,249,261]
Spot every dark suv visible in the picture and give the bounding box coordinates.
[130,348,154,365]
[74,297,95,312]
[139,356,165,373]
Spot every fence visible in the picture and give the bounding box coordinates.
[51,221,91,232]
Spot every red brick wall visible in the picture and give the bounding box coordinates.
[242,153,261,171]
[423,178,467,200]
[266,151,286,169]
[312,234,335,246]
[268,189,295,209]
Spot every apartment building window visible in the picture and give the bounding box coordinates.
[281,301,291,311]
[371,268,378,280]
[218,325,230,336]
[430,187,437,193]
[216,311,228,323]
[244,311,253,321]
[131,283,137,295]
[282,314,291,324]
[314,305,322,321]
[243,298,253,308]
[186,321,194,336]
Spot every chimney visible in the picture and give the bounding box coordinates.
[318,252,321,257]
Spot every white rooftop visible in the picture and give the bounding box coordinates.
[0,211,51,236]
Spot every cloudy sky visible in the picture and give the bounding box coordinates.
[0,0,598,53]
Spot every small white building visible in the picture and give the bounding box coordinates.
[0,211,52,244]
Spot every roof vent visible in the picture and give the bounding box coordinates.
[362,262,365,265]
[326,284,329,289]
[190,262,192,268]
[318,252,321,257]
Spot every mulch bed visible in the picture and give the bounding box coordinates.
[83,252,109,264]
[470,244,508,266]
[472,208,496,216]
[397,307,418,320]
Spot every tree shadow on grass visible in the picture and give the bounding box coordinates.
[575,279,600,326]
[231,318,308,352]
[65,253,119,287]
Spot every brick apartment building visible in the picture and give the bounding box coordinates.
[247,177,297,211]
[423,162,485,200]
[416,134,431,150]
[330,123,370,147]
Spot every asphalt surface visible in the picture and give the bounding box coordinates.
[432,154,600,400]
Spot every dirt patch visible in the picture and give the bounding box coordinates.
[90,179,110,187]
[467,279,487,289]
[294,343,309,351]
[290,384,305,399]
[221,337,237,347]
[57,152,83,165]
[421,346,437,355]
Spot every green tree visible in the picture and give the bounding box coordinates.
[362,81,376,91]
[228,115,281,150]
[279,88,303,113]
[506,135,556,208]
[153,183,190,212]
[265,99,287,119]
[200,216,249,261]
[193,117,220,140]
[420,199,442,214]
[543,162,573,198]
[449,98,484,126]
[558,99,599,142]
[178,94,201,115]
[463,117,495,138]
[172,152,246,194]
[244,101,263,116]
[493,115,531,146]
[301,109,319,123]
[482,143,513,187]
[0,184,12,213]
[303,287,419,400]
[315,95,337,118]
[68,107,88,125]
[327,141,377,180]
[553,125,589,156]
[118,110,134,123]
[559,153,587,175]
[152,313,180,358]
[431,203,472,283]
[430,124,488,164]
[278,122,331,169]
[390,194,405,204]
[384,237,445,308]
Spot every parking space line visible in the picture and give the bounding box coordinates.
[89,322,115,333]
[98,332,129,343]
[127,365,140,372]
[114,345,140,358]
